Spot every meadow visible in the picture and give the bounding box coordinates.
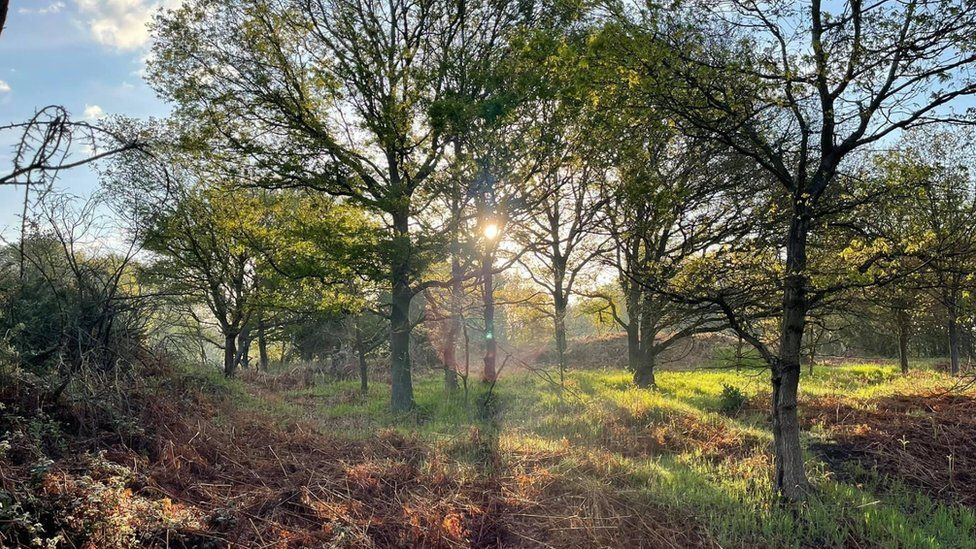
[231,361,976,548]
[3,356,975,547]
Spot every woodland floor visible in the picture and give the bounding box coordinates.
[2,361,976,548]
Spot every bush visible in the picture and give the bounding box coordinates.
[0,221,149,377]
[0,358,212,548]
[719,383,748,416]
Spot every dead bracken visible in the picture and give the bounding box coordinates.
[805,393,976,507]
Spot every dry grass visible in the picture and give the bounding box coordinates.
[2,363,711,548]
[4,362,976,547]
[805,392,976,507]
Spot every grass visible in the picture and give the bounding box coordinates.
[260,362,976,548]
[7,359,969,546]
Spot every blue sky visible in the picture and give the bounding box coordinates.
[2,1,975,242]
[0,0,172,238]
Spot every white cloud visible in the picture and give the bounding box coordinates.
[0,80,10,94]
[83,104,105,120]
[19,2,66,15]
[74,0,168,50]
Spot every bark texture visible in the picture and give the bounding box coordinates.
[223,332,238,377]
[772,215,810,501]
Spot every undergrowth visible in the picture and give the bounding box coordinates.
[297,363,976,548]
[2,359,974,547]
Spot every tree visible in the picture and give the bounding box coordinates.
[503,34,612,385]
[612,0,976,500]
[403,2,568,389]
[538,24,758,388]
[875,130,976,375]
[140,187,261,377]
[244,189,379,385]
[515,150,607,385]
[150,0,533,411]
[598,128,750,387]
[1,108,147,278]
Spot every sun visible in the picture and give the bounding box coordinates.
[483,222,500,240]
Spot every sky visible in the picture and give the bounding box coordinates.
[3,1,976,243]
[0,0,173,238]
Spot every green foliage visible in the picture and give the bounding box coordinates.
[718,383,748,416]
[139,186,260,334]
[0,234,146,375]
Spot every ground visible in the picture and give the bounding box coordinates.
[2,361,975,547]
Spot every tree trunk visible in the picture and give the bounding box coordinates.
[236,326,251,371]
[635,296,657,387]
[445,141,464,392]
[948,305,961,376]
[223,331,238,377]
[258,317,269,371]
[199,339,208,368]
[0,1,9,41]
[626,322,640,373]
[390,208,414,412]
[331,344,342,377]
[482,252,497,383]
[634,346,657,388]
[967,326,975,363]
[806,325,820,376]
[356,317,368,394]
[279,343,291,368]
[443,327,460,390]
[897,307,910,375]
[624,280,641,373]
[553,290,568,387]
[772,214,809,501]
[444,247,461,391]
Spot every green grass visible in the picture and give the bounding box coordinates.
[259,362,976,548]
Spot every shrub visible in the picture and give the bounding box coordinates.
[719,384,748,416]
[0,212,150,379]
